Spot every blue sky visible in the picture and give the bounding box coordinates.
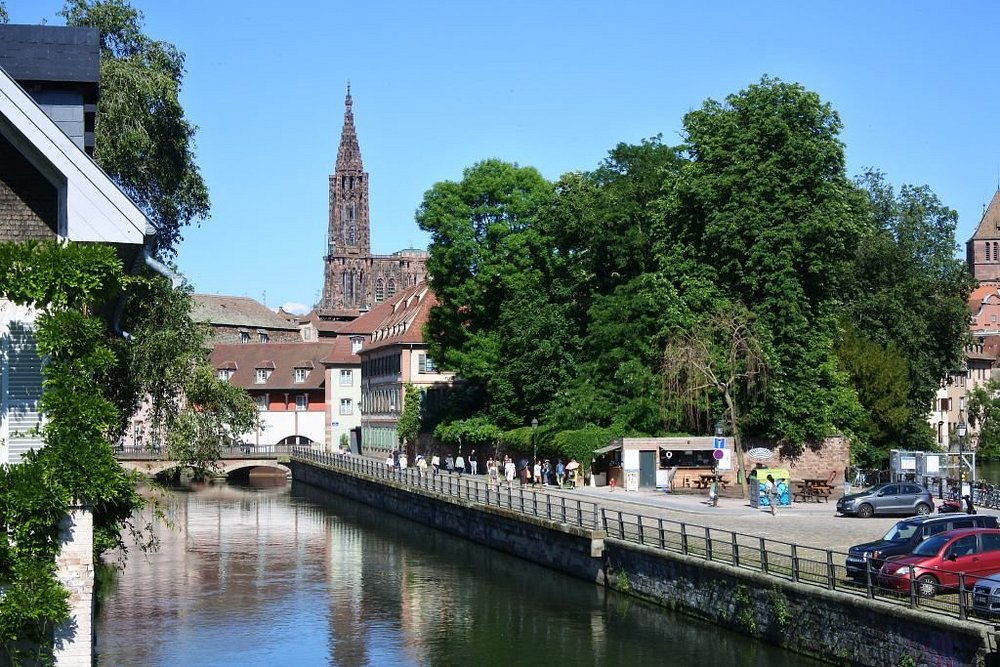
[13,1,1000,313]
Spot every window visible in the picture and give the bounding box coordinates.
[256,394,268,410]
[295,394,308,411]
[340,369,353,386]
[340,398,353,415]
[240,331,250,344]
[351,337,362,354]
[419,354,436,373]
[217,369,231,381]
[256,369,269,384]
[387,279,396,297]
[258,331,269,343]
[375,278,385,303]
[294,368,307,383]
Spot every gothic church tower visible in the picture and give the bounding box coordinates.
[321,86,372,310]
[319,86,427,315]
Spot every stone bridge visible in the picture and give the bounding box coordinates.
[115,445,293,478]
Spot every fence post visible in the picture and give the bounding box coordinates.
[680,523,688,554]
[732,532,740,568]
[638,517,645,545]
[826,551,835,590]
[791,545,799,582]
[760,537,768,574]
[704,527,712,561]
[959,573,968,621]
[659,518,665,549]
[909,565,918,609]
[561,497,567,523]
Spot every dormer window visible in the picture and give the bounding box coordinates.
[294,368,308,383]
[217,369,231,381]
[258,331,269,343]
[255,369,270,384]
[239,331,250,344]
[351,336,363,354]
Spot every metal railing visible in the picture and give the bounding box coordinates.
[292,448,601,529]
[292,448,988,624]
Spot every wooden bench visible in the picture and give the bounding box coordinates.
[793,486,817,503]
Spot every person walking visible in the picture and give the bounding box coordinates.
[532,460,542,488]
[431,454,440,476]
[765,474,778,516]
[556,459,565,488]
[455,452,466,476]
[469,450,478,475]
[445,454,455,474]
[504,456,516,488]
[487,457,499,487]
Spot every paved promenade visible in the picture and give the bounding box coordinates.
[443,473,1000,554]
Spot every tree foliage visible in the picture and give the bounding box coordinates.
[396,383,421,447]
[60,0,209,258]
[416,76,970,470]
[968,380,1000,461]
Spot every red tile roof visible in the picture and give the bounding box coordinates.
[337,282,436,351]
[210,341,357,391]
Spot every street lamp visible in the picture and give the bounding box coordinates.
[715,420,724,438]
[958,418,967,486]
[531,418,538,465]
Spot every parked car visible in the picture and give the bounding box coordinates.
[836,482,933,518]
[845,514,998,579]
[878,528,1000,597]
[972,571,1000,616]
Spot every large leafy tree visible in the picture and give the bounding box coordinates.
[417,159,558,427]
[847,170,974,451]
[60,0,209,258]
[665,76,866,447]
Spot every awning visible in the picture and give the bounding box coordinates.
[593,443,622,455]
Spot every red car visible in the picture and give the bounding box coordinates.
[879,528,1000,597]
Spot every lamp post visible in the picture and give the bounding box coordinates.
[958,418,967,491]
[715,420,724,438]
[531,418,538,466]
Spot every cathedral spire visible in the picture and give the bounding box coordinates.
[336,83,362,172]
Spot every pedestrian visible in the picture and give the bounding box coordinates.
[542,460,551,486]
[469,450,478,475]
[385,454,393,470]
[504,456,516,488]
[487,457,499,487]
[399,453,408,471]
[533,460,542,488]
[455,452,466,476]
[392,449,400,469]
[765,474,777,515]
[556,459,565,488]
[431,454,440,476]
[416,454,427,478]
[445,454,455,474]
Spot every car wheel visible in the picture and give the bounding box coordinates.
[857,503,874,518]
[916,574,939,598]
[915,503,931,516]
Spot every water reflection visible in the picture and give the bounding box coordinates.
[96,479,821,666]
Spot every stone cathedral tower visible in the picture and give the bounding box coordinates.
[319,86,427,314]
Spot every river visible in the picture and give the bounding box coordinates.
[94,478,824,666]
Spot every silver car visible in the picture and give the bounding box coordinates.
[836,482,933,518]
[973,572,1000,616]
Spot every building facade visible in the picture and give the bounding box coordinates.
[318,86,427,314]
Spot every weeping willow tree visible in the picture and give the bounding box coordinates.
[662,304,768,498]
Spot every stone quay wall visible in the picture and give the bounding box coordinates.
[289,460,606,583]
[292,458,996,667]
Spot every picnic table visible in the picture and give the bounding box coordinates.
[695,473,729,490]
[794,478,833,502]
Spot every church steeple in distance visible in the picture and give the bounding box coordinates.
[336,83,363,173]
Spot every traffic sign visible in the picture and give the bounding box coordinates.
[713,437,725,449]
[713,449,725,461]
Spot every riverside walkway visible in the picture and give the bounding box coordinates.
[292,449,1000,624]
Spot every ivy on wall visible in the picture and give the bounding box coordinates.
[0,240,144,661]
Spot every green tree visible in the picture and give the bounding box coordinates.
[417,159,556,427]
[667,76,866,446]
[848,171,973,452]
[397,383,422,447]
[968,380,1000,461]
[60,0,209,258]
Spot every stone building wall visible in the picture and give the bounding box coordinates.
[53,505,94,667]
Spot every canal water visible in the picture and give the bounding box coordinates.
[95,479,824,666]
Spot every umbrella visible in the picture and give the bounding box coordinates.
[565,460,580,471]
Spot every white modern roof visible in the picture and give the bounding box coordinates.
[0,65,149,245]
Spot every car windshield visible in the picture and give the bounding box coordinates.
[912,534,950,557]
[859,485,885,496]
[881,522,919,542]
